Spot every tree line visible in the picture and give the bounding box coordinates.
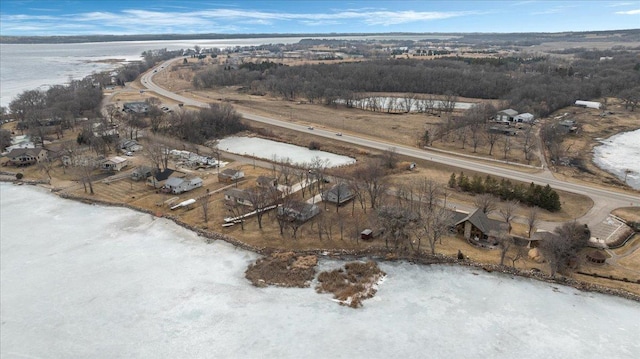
[449,172,561,212]
[192,51,640,118]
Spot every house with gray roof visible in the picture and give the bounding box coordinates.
[496,109,518,123]
[453,208,507,244]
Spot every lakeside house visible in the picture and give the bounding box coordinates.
[321,183,355,205]
[224,188,254,206]
[101,156,128,172]
[146,169,175,188]
[256,175,277,189]
[164,176,203,194]
[452,209,507,245]
[131,166,153,181]
[218,168,245,183]
[4,148,48,167]
[277,201,320,222]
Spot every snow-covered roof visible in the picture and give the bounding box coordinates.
[514,113,534,120]
[165,177,184,187]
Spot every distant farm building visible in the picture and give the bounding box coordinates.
[496,109,518,122]
[513,113,535,123]
[575,100,601,109]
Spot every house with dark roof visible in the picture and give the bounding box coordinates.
[453,208,507,244]
[321,183,355,205]
[146,168,175,188]
[4,148,48,167]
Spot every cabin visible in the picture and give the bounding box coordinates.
[277,201,320,222]
[218,168,245,183]
[496,109,518,123]
[4,148,48,167]
[453,209,507,245]
[321,183,355,204]
[163,176,203,194]
[101,156,128,171]
[361,229,373,241]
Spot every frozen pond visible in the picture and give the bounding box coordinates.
[593,128,640,190]
[1,184,639,358]
[218,136,356,167]
[338,96,476,112]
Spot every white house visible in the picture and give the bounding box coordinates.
[164,177,203,194]
[101,156,128,171]
[513,113,535,123]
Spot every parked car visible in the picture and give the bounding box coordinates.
[336,132,342,136]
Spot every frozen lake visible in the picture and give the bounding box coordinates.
[218,136,356,167]
[593,128,640,190]
[1,183,639,358]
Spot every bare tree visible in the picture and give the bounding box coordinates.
[355,159,387,209]
[246,188,273,229]
[498,200,519,233]
[526,206,540,238]
[539,222,590,277]
[474,194,498,214]
[377,205,415,251]
[494,231,514,266]
[502,134,511,160]
[485,125,500,156]
[422,206,454,255]
[510,244,528,268]
[199,192,211,223]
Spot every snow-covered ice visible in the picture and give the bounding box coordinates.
[218,136,356,168]
[1,183,639,358]
[593,128,640,190]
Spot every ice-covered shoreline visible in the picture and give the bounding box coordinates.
[593,128,640,190]
[2,183,640,358]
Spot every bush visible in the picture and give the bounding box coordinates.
[308,141,321,150]
[15,173,23,180]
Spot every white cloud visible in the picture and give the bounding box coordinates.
[0,7,481,35]
[615,9,640,14]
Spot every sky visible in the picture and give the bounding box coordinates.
[0,0,639,36]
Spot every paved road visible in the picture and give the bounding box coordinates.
[141,58,639,228]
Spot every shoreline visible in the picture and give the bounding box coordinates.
[4,178,637,303]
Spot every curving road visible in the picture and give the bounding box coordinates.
[141,58,639,227]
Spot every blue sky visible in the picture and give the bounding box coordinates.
[0,1,638,36]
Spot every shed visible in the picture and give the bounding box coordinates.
[361,229,373,240]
